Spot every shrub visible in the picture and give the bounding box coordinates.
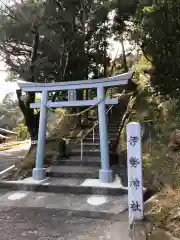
[13,123,30,140]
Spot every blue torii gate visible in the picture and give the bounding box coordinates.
[18,71,133,183]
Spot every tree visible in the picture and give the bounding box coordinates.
[0,92,23,129]
[0,0,111,139]
[111,0,138,73]
[133,0,180,97]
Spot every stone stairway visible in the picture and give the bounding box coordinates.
[69,104,124,157]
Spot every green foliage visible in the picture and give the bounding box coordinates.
[0,92,23,129]
[0,0,112,82]
[14,123,30,140]
[5,71,18,82]
[112,0,138,33]
[0,0,140,82]
[134,0,180,97]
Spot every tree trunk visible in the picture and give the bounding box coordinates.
[76,90,83,128]
[121,38,128,73]
[84,89,89,124]
[103,41,108,78]
[16,22,40,141]
[16,90,39,141]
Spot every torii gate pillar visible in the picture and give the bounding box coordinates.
[98,86,113,183]
[32,90,48,180]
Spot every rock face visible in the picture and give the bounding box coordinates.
[168,129,180,149]
[0,92,23,130]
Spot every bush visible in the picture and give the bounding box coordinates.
[13,123,30,140]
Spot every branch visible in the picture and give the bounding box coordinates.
[110,47,119,75]
[0,8,17,21]
[62,51,69,81]
[0,0,23,24]
[0,0,40,36]
[16,89,26,114]
[1,44,20,72]
[140,43,151,62]
[30,31,39,64]
[12,0,25,4]
[29,24,40,82]
[7,44,31,54]
[55,0,64,10]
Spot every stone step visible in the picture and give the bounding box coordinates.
[83,137,116,143]
[78,141,111,147]
[81,127,119,133]
[87,131,118,136]
[56,156,101,167]
[102,123,121,126]
[85,135,117,140]
[87,124,120,129]
[45,177,127,196]
[70,147,117,158]
[108,120,122,124]
[0,190,128,221]
[71,148,101,157]
[75,142,113,151]
[81,142,101,146]
[108,127,120,130]
[85,132,117,138]
[93,129,119,134]
[0,175,128,196]
[94,127,119,131]
[65,130,118,142]
[46,165,99,178]
[83,137,100,143]
[108,129,120,132]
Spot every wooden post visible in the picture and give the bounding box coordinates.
[32,90,48,181]
[127,122,143,226]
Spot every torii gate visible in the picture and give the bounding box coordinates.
[18,71,133,183]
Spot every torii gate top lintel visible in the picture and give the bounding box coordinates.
[17,71,134,92]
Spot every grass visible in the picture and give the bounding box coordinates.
[145,187,180,238]
[118,69,180,237]
[135,101,180,237]
[142,136,180,238]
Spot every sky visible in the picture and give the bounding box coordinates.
[0,62,18,101]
